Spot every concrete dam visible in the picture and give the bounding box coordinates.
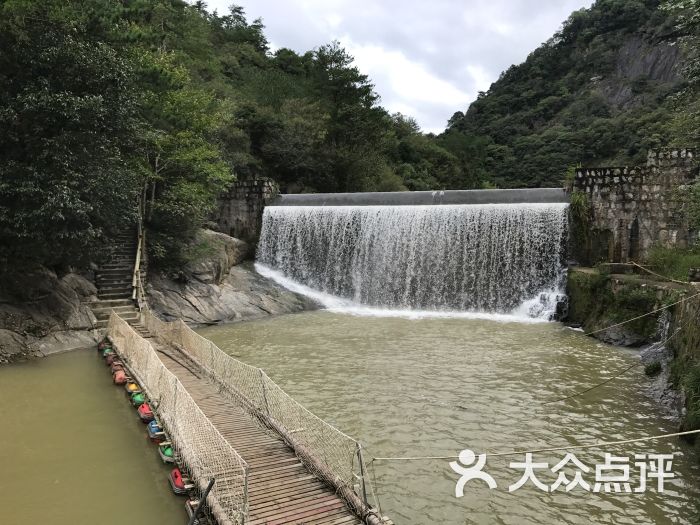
[257,188,570,320]
[267,187,570,206]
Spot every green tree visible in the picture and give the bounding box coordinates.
[0,0,140,267]
[135,50,233,266]
[663,0,700,142]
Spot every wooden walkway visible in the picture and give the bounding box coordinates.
[150,339,363,525]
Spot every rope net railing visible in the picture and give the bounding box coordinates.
[142,309,379,520]
[107,312,249,525]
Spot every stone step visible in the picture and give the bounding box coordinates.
[91,304,136,315]
[94,309,138,321]
[98,281,132,289]
[97,268,133,276]
[98,283,130,289]
[94,314,141,329]
[97,280,132,288]
[98,291,132,300]
[97,273,132,279]
[97,274,132,280]
[100,259,134,270]
[88,298,133,307]
[97,278,132,292]
[95,273,133,283]
[100,260,134,270]
[98,288,132,297]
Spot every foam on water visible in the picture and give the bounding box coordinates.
[256,263,551,323]
[256,203,569,321]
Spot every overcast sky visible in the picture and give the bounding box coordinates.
[204,0,595,133]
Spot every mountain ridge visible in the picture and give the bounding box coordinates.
[438,0,691,188]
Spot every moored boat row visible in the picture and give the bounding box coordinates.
[97,336,206,523]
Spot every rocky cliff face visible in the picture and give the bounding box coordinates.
[0,266,100,363]
[147,229,317,325]
[596,36,683,111]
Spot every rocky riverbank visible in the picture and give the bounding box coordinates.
[146,229,317,325]
[0,266,101,364]
[0,230,317,364]
[565,267,698,426]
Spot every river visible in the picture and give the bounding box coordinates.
[0,349,184,525]
[199,311,700,525]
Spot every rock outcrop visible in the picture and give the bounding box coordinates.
[0,266,101,363]
[147,230,317,325]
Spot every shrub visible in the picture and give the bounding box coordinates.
[647,244,700,281]
[644,361,662,376]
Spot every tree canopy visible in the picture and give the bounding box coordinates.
[0,0,695,270]
[0,0,476,269]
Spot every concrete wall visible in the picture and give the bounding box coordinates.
[269,188,569,206]
[573,149,698,263]
[214,177,279,244]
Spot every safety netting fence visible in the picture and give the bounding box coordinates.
[107,312,249,525]
[143,309,380,520]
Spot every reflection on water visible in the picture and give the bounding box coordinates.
[199,312,700,525]
[0,349,184,525]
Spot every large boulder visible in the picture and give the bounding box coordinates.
[147,230,317,325]
[0,266,99,362]
[183,229,249,284]
[0,329,27,365]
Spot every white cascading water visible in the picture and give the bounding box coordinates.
[256,203,569,321]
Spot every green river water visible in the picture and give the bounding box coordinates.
[1,312,699,525]
[0,349,184,525]
[198,311,700,525]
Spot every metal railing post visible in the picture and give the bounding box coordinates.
[260,369,270,416]
[242,465,249,524]
[356,443,369,507]
[189,478,215,525]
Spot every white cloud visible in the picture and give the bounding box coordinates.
[345,40,472,132]
[203,0,595,133]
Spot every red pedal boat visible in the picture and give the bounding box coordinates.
[113,369,127,385]
[169,467,192,495]
[138,402,154,422]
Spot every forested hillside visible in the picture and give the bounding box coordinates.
[442,0,698,188]
[1,0,697,271]
[0,0,473,270]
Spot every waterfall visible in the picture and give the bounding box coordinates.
[256,203,569,320]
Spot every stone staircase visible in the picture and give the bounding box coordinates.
[91,231,140,329]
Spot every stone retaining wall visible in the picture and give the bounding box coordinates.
[214,177,279,244]
[574,149,698,263]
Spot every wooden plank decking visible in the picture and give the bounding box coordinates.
[151,340,363,525]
